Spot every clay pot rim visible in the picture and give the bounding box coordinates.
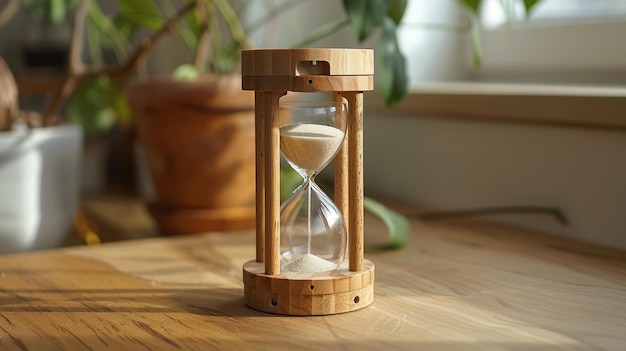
[126,74,242,90]
[126,74,254,109]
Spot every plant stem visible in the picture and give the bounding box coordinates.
[42,0,88,126]
[42,0,200,126]
[155,0,197,53]
[213,0,253,49]
[469,13,482,68]
[0,0,18,29]
[109,0,199,77]
[86,0,131,63]
[193,0,210,74]
[498,0,512,22]
[291,18,350,48]
[244,0,308,35]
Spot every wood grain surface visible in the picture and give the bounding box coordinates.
[1,207,625,350]
[241,48,374,77]
[241,49,374,93]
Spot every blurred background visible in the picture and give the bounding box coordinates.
[1,0,625,253]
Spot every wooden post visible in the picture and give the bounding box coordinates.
[263,91,283,275]
[254,92,265,263]
[345,92,364,272]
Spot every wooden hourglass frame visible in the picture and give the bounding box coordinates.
[241,48,374,315]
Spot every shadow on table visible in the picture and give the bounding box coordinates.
[0,286,270,317]
[0,285,596,350]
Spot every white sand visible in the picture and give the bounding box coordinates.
[280,124,345,174]
[282,253,337,273]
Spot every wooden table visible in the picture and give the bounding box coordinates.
[1,200,625,350]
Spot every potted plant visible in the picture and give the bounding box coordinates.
[21,0,543,242]
[39,0,411,236]
[0,1,82,254]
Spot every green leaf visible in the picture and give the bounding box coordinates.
[209,42,244,74]
[280,166,304,202]
[469,14,482,68]
[279,165,409,250]
[49,0,66,24]
[87,3,132,62]
[85,10,104,65]
[378,17,408,106]
[112,14,138,39]
[214,0,249,51]
[456,0,482,14]
[172,64,200,80]
[185,2,201,36]
[522,0,541,16]
[107,83,132,128]
[67,78,117,136]
[342,0,390,42]
[364,197,410,249]
[118,0,163,31]
[175,2,199,51]
[386,0,408,25]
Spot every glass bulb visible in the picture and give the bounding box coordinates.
[279,97,347,273]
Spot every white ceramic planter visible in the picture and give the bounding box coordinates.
[0,124,82,254]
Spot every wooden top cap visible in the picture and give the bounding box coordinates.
[241,48,374,92]
[242,48,374,77]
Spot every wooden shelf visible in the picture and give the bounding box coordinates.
[367,81,626,131]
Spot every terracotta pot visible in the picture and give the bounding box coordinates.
[127,75,256,234]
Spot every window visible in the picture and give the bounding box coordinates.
[475,0,626,85]
[398,0,626,86]
[375,0,626,129]
[482,0,626,28]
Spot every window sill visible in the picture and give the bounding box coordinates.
[366,81,626,131]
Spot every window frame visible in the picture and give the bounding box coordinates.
[366,82,626,131]
[384,2,626,131]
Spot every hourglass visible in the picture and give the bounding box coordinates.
[241,48,375,315]
[279,101,347,274]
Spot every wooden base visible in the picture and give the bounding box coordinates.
[242,259,374,315]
